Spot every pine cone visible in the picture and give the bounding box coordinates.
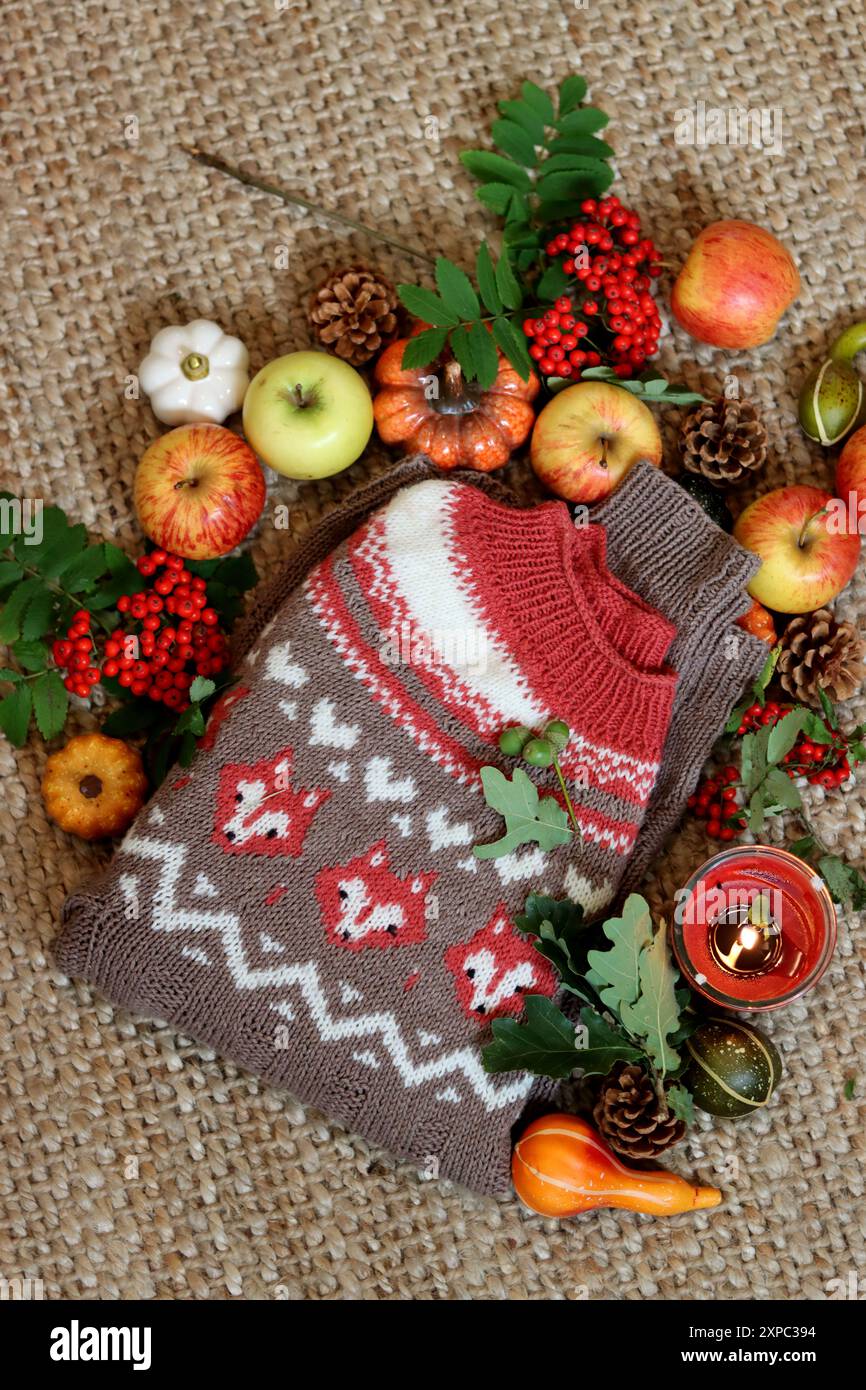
[778,609,866,705]
[593,1064,685,1159]
[308,265,400,366]
[680,396,768,487]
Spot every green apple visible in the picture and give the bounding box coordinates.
[242,351,373,479]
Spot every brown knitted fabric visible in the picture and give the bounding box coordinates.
[55,471,681,1195]
[593,460,768,896]
[52,459,760,1195]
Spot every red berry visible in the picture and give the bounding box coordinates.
[582,301,598,316]
[63,676,77,692]
[102,659,120,677]
[137,556,156,576]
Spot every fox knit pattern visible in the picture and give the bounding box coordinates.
[55,476,680,1194]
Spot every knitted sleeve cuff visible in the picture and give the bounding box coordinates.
[592,459,761,633]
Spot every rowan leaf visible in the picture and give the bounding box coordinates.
[491,316,533,381]
[557,75,588,115]
[817,854,866,910]
[460,150,532,190]
[435,258,480,321]
[0,561,24,593]
[0,577,44,644]
[0,683,33,747]
[520,80,554,125]
[556,107,609,135]
[401,327,449,370]
[618,921,681,1076]
[33,670,68,741]
[449,324,478,383]
[61,543,108,593]
[10,639,49,673]
[767,707,809,764]
[468,321,499,390]
[497,98,545,143]
[585,894,653,1014]
[475,242,502,315]
[20,585,54,640]
[473,765,571,859]
[491,118,537,167]
[35,523,89,580]
[476,182,520,216]
[494,252,523,311]
[396,284,458,328]
[762,766,802,812]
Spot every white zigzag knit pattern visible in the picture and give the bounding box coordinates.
[120,830,533,1112]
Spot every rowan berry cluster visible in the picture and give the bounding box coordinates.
[52,551,229,712]
[522,195,663,380]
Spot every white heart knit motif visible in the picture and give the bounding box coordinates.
[364,756,417,803]
[192,873,219,899]
[259,933,285,955]
[327,760,351,783]
[265,640,309,689]
[563,866,614,917]
[426,805,473,852]
[391,813,413,837]
[493,846,549,885]
[309,697,360,750]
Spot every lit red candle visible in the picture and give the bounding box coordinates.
[673,845,836,1011]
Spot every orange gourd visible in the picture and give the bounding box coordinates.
[373,337,540,472]
[736,599,777,645]
[513,1114,721,1218]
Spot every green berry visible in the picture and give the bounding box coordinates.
[523,737,554,767]
[499,725,531,757]
[543,718,570,752]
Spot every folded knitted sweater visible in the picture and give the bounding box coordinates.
[56,476,679,1194]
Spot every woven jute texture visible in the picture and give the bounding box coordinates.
[2,0,865,1301]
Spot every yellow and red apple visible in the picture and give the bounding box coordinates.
[734,485,860,613]
[835,424,866,534]
[133,423,266,560]
[672,220,800,349]
[530,380,662,503]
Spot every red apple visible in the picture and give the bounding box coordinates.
[530,381,662,503]
[134,423,266,559]
[733,485,860,613]
[672,220,800,349]
[835,424,866,535]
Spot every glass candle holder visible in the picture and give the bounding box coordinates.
[673,844,836,1012]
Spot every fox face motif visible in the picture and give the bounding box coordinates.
[315,842,436,952]
[213,747,330,857]
[445,905,557,1021]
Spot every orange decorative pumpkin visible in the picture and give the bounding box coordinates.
[373,338,539,472]
[512,1114,721,1219]
[42,732,148,840]
[736,599,777,645]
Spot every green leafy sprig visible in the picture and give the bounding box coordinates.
[481,891,696,1120]
[461,77,615,261]
[397,76,615,388]
[473,719,582,859]
[0,496,140,745]
[721,646,866,908]
[398,245,534,389]
[574,365,707,406]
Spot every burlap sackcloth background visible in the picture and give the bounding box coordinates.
[2,0,865,1301]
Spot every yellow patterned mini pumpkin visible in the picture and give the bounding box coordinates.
[42,733,148,840]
